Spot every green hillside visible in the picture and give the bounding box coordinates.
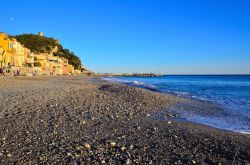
[14,34,82,69]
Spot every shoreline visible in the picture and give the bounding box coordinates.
[0,76,249,164]
[101,75,250,134]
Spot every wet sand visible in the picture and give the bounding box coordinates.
[0,76,249,164]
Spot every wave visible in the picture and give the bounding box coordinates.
[184,115,250,134]
[102,77,157,91]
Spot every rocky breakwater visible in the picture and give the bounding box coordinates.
[96,73,163,77]
[122,73,163,77]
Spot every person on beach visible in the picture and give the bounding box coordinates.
[33,71,37,76]
[15,70,20,76]
[0,68,3,75]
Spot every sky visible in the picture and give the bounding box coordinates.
[1,0,250,74]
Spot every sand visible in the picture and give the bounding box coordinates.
[0,75,249,164]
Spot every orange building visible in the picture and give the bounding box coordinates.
[61,57,69,75]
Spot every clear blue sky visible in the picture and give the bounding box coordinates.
[1,0,250,74]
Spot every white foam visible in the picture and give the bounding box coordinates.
[182,114,250,134]
[238,131,250,134]
[133,81,144,85]
[102,77,156,89]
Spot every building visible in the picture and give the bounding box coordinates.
[12,39,25,67]
[46,54,64,75]
[38,32,43,37]
[61,57,69,75]
[53,56,63,75]
[0,32,77,76]
[68,64,74,75]
[0,47,4,67]
[33,53,48,70]
[0,32,14,67]
[24,48,34,67]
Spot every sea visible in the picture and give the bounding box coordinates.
[102,75,250,134]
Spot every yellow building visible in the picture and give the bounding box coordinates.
[0,47,4,67]
[12,39,25,67]
[74,69,81,75]
[0,32,79,75]
[24,48,34,67]
[47,54,63,75]
[33,53,48,70]
[47,54,55,74]
[53,56,63,75]
[0,32,14,67]
[68,64,74,74]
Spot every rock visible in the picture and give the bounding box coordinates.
[80,120,86,125]
[192,160,196,164]
[129,145,134,149]
[126,158,131,164]
[121,146,126,151]
[7,153,12,157]
[84,143,91,149]
[168,121,172,124]
[110,142,116,147]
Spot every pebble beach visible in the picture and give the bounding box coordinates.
[0,76,249,164]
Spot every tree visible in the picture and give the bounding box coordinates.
[14,34,82,69]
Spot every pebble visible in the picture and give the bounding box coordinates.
[7,153,12,157]
[110,142,116,147]
[168,121,172,124]
[80,120,86,125]
[192,160,196,164]
[146,114,151,117]
[126,159,131,165]
[84,143,91,149]
[129,144,134,149]
[121,146,126,151]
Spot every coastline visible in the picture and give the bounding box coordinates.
[0,76,249,164]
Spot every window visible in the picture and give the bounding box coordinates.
[8,43,13,49]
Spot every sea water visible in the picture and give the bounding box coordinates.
[103,75,250,133]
